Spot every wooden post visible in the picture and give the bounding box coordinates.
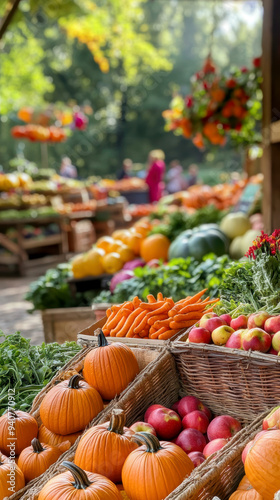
[261,0,280,232]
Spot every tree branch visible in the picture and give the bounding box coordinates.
[0,0,22,40]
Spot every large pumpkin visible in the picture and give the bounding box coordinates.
[140,234,170,263]
[83,331,139,400]
[18,438,70,483]
[122,432,194,500]
[245,429,280,500]
[0,409,38,455]
[40,374,103,435]
[38,425,82,447]
[0,453,25,498]
[38,461,121,499]
[229,475,263,500]
[75,409,138,483]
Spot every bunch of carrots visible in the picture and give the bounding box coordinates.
[102,289,219,340]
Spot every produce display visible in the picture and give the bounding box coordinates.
[0,206,57,221]
[102,291,218,340]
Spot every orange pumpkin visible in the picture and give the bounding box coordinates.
[38,425,82,447]
[229,476,263,500]
[83,331,139,400]
[122,432,194,500]
[75,409,138,483]
[40,374,103,435]
[0,409,38,455]
[245,429,280,500]
[0,453,25,497]
[140,234,170,263]
[38,461,121,499]
[18,438,70,483]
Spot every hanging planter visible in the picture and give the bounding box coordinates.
[163,56,262,150]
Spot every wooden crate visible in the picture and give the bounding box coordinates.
[41,307,96,343]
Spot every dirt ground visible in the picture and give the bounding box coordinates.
[0,277,44,344]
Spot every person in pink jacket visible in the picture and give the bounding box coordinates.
[145,150,166,203]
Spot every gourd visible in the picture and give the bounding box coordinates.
[168,226,228,261]
[40,374,103,435]
[0,409,38,455]
[38,461,122,499]
[122,432,194,500]
[83,331,139,400]
[75,409,138,483]
[0,453,25,498]
[220,212,251,240]
[229,475,262,500]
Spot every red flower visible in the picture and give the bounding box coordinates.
[241,67,248,73]
[226,78,237,89]
[235,123,242,131]
[203,81,209,90]
[253,56,261,68]
[185,96,193,108]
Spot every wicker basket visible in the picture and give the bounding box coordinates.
[8,344,166,500]
[172,329,280,424]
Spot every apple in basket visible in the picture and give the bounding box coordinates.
[182,410,209,434]
[212,326,234,346]
[147,408,182,440]
[130,421,156,436]
[272,331,280,352]
[220,314,232,326]
[200,315,226,333]
[188,451,205,467]
[248,311,270,330]
[203,438,228,458]
[188,327,211,344]
[263,406,280,430]
[177,396,212,420]
[207,415,241,441]
[242,328,271,352]
[144,404,164,422]
[264,315,280,334]
[225,329,247,349]
[199,312,218,328]
[175,428,207,454]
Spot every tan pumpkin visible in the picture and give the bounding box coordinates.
[83,331,139,400]
[38,425,82,447]
[122,432,194,500]
[38,460,122,499]
[0,453,25,498]
[74,409,138,483]
[0,409,38,455]
[245,429,280,500]
[40,374,103,435]
[229,476,263,500]
[18,438,71,483]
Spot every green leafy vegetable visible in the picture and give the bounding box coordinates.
[0,332,81,415]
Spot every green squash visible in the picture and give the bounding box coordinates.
[168,227,228,261]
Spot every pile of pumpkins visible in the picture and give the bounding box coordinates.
[0,333,140,499]
[71,218,171,278]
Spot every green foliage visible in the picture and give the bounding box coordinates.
[0,331,81,415]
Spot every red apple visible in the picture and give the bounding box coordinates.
[188,451,205,467]
[171,400,180,413]
[242,328,271,353]
[248,311,270,330]
[182,410,209,434]
[130,421,156,436]
[268,346,278,355]
[230,315,248,330]
[147,408,181,440]
[189,327,211,344]
[201,317,227,334]
[263,406,280,430]
[199,312,218,329]
[220,314,232,326]
[175,428,207,453]
[264,315,280,334]
[144,404,164,422]
[207,415,241,441]
[212,326,234,346]
[225,329,246,349]
[272,331,280,352]
[203,438,228,458]
[177,396,212,420]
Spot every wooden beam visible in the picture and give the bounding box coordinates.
[261,0,280,232]
[0,0,22,40]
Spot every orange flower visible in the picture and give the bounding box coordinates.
[192,133,205,149]
[210,88,226,103]
[180,118,192,138]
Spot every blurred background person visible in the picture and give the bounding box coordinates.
[60,157,78,179]
[117,158,133,180]
[145,149,165,203]
[186,163,198,188]
[166,159,187,194]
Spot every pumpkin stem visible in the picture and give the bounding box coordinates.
[97,330,108,347]
[31,438,45,454]
[108,409,126,434]
[131,432,162,452]
[68,374,83,389]
[62,461,92,489]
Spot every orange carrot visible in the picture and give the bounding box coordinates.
[157,292,164,301]
[170,319,198,329]
[133,297,141,308]
[106,308,112,318]
[109,316,127,336]
[146,302,173,318]
[147,294,157,303]
[173,312,203,323]
[158,329,180,340]
[134,314,148,334]
[154,318,171,329]
[149,326,157,335]
[111,304,122,312]
[126,309,147,338]
[115,307,142,337]
[150,326,168,339]
[105,307,131,329]
[140,301,165,311]
[102,328,110,336]
[148,314,168,325]
[179,303,206,314]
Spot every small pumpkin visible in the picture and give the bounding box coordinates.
[75,409,138,483]
[18,438,70,483]
[83,331,139,400]
[38,460,122,500]
[0,409,38,455]
[122,432,194,500]
[0,453,25,498]
[245,429,280,500]
[38,425,82,447]
[229,476,263,500]
[40,374,103,435]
